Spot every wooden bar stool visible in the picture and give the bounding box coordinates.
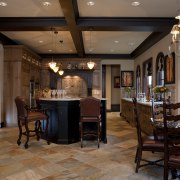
[15,96,50,149]
[80,96,101,148]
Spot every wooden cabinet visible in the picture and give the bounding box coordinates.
[121,99,134,126]
[4,45,41,126]
[121,98,153,135]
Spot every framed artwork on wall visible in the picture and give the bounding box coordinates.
[165,52,175,84]
[121,71,133,87]
[114,76,120,88]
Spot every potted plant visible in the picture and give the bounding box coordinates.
[152,86,169,101]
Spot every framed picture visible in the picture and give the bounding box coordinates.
[121,71,133,87]
[165,52,175,84]
[114,76,120,88]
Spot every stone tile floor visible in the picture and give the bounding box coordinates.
[0,112,165,180]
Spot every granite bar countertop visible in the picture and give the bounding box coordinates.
[39,97,106,101]
[121,98,162,107]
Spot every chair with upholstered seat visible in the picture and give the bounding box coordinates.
[80,96,101,148]
[132,97,164,173]
[15,96,50,149]
[163,102,180,179]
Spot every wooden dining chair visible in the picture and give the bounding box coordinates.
[15,96,50,149]
[80,96,101,148]
[163,102,180,180]
[132,97,164,173]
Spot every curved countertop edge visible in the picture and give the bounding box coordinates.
[39,97,107,101]
[121,98,163,107]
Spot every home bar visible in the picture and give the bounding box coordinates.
[0,0,180,179]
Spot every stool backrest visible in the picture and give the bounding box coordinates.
[132,97,143,147]
[15,96,28,118]
[80,96,101,117]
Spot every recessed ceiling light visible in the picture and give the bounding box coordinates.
[110,49,114,52]
[129,42,135,46]
[114,40,119,43]
[131,1,140,6]
[87,1,95,6]
[48,49,52,52]
[39,40,44,43]
[43,1,51,6]
[0,1,7,6]
[69,49,73,52]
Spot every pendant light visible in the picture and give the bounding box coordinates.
[87,29,95,69]
[49,29,56,69]
[58,63,64,76]
[170,7,180,56]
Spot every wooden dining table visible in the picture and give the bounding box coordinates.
[150,117,180,139]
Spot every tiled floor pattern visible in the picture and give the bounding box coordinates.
[0,112,165,180]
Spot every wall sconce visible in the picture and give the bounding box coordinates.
[170,9,180,56]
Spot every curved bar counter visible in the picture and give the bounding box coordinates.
[39,98,107,144]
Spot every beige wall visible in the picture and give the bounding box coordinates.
[105,65,111,110]
[111,65,120,105]
[101,60,134,111]
[134,34,180,103]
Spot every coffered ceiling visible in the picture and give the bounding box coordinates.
[0,0,178,59]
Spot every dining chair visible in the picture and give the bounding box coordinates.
[150,95,172,140]
[163,101,180,180]
[15,96,50,149]
[132,97,164,173]
[80,96,101,148]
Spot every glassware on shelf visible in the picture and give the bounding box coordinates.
[137,93,146,102]
[51,90,56,98]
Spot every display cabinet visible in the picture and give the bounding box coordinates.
[4,45,41,126]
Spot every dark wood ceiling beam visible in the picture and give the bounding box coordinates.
[78,17,177,31]
[39,53,131,59]
[131,31,169,58]
[59,0,84,57]
[0,17,176,31]
[0,17,68,31]
[0,33,18,45]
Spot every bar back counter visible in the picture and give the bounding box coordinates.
[121,98,154,135]
[39,98,107,144]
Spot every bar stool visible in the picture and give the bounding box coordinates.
[80,96,101,148]
[15,96,50,149]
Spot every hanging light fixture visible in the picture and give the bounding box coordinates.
[49,30,64,74]
[58,63,64,75]
[53,66,59,73]
[87,29,95,69]
[49,29,57,69]
[170,8,180,56]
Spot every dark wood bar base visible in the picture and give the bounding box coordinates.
[39,99,107,144]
